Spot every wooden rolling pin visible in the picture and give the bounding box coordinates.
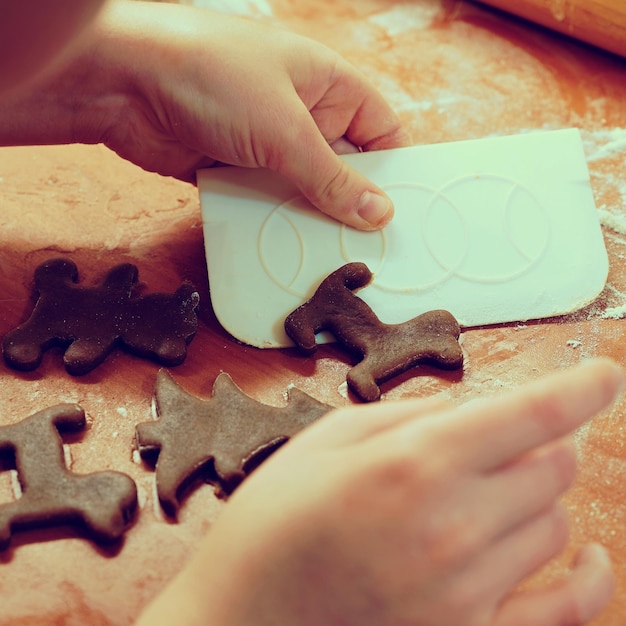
[475,0,626,58]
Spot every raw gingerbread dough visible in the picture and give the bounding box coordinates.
[3,257,200,375]
[284,262,464,401]
[0,404,137,549]
[136,369,331,516]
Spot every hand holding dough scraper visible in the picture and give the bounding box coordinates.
[198,129,608,348]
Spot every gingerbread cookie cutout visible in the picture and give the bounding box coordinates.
[136,369,331,516]
[284,262,464,402]
[3,257,200,375]
[0,404,137,549]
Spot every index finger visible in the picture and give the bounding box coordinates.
[441,358,623,471]
[337,63,412,151]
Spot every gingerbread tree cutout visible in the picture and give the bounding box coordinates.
[136,370,331,517]
[0,404,138,549]
[3,257,200,375]
[284,262,464,402]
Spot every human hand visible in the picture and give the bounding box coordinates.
[135,358,623,626]
[83,1,410,230]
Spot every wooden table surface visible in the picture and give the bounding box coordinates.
[2,1,626,624]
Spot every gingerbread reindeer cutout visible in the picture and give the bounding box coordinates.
[0,404,137,549]
[284,262,464,402]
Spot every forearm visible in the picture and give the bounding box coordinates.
[0,1,143,148]
[0,0,224,173]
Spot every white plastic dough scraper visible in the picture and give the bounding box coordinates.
[198,129,608,348]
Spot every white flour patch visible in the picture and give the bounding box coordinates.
[582,129,626,216]
[10,471,22,499]
[283,383,296,403]
[188,0,273,16]
[600,284,626,319]
[337,381,349,399]
[602,304,626,320]
[584,127,626,163]
[598,208,626,236]
[63,444,72,470]
[369,0,442,34]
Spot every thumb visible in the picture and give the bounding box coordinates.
[273,111,395,231]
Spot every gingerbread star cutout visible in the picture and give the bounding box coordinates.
[135,370,331,517]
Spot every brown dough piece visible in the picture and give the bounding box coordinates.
[284,262,464,402]
[2,257,200,375]
[0,404,138,549]
[135,370,331,516]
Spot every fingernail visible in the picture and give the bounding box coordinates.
[357,190,393,228]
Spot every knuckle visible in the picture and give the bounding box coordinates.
[361,442,446,508]
[549,438,578,491]
[444,582,493,626]
[316,161,354,214]
[423,511,485,571]
[369,450,431,494]
[525,390,572,437]
[548,503,570,550]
